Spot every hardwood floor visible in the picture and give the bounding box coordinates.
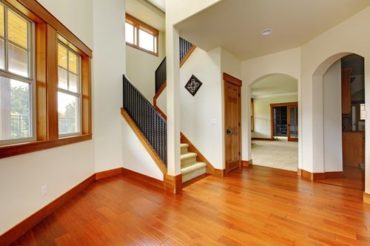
[11,166,370,245]
[317,166,364,191]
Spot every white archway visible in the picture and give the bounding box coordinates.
[248,73,299,171]
[311,52,365,184]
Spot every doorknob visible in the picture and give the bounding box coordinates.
[226,128,232,135]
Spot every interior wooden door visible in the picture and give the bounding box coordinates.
[287,103,298,142]
[224,73,242,174]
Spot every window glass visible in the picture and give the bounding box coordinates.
[57,40,81,136]
[125,15,158,55]
[0,4,4,38]
[8,42,28,77]
[361,104,366,120]
[138,29,154,52]
[0,39,4,70]
[125,22,134,44]
[8,9,28,49]
[58,92,80,135]
[0,76,32,141]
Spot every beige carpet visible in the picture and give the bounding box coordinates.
[251,140,298,171]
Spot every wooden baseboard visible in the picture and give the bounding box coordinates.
[95,167,123,180]
[164,174,182,194]
[252,138,275,141]
[363,192,370,204]
[121,167,164,191]
[299,169,343,181]
[0,174,95,245]
[242,160,252,168]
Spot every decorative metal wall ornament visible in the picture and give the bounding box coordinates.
[185,75,203,96]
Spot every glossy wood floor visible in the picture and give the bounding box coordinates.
[12,166,370,245]
[317,166,364,191]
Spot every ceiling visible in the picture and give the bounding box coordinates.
[175,0,370,60]
[252,74,297,98]
[146,0,165,12]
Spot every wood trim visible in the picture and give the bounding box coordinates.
[363,192,370,204]
[0,174,95,245]
[252,138,276,141]
[46,25,59,140]
[121,168,164,191]
[120,108,167,174]
[223,73,242,87]
[125,13,159,56]
[95,168,123,181]
[242,160,252,167]
[180,133,220,176]
[298,169,343,181]
[9,0,92,57]
[153,81,167,119]
[180,45,196,67]
[270,102,298,139]
[251,98,254,132]
[164,174,182,194]
[0,134,92,159]
[182,173,208,187]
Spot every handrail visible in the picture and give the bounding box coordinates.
[154,38,195,94]
[123,75,167,166]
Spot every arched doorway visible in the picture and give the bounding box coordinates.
[313,53,365,190]
[250,73,299,171]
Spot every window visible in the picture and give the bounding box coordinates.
[57,39,81,136]
[125,14,158,55]
[0,2,34,145]
[360,103,366,120]
[0,0,92,159]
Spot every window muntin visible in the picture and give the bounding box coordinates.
[57,40,81,136]
[125,14,158,55]
[0,2,34,145]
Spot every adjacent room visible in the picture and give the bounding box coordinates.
[250,74,298,171]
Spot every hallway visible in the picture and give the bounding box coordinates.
[251,140,298,171]
[13,166,370,245]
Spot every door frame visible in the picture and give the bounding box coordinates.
[223,73,242,174]
[270,102,298,141]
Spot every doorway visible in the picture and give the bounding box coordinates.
[318,54,365,190]
[224,73,242,174]
[250,74,298,171]
[270,102,298,142]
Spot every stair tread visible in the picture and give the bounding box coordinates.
[181,162,206,174]
[181,152,197,160]
[180,143,189,148]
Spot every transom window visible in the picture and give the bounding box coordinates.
[125,14,158,55]
[0,2,34,145]
[57,38,81,136]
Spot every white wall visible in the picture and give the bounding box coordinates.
[300,6,370,185]
[253,95,298,139]
[180,48,224,169]
[0,0,95,235]
[125,0,166,102]
[37,0,93,48]
[121,120,164,180]
[323,61,342,172]
[93,0,125,173]
[126,31,165,102]
[241,48,301,162]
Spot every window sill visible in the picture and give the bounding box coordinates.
[126,43,158,57]
[0,134,92,159]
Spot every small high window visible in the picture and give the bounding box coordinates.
[0,2,34,145]
[57,38,81,136]
[125,14,158,56]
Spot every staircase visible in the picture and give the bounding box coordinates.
[122,38,206,185]
[180,143,207,183]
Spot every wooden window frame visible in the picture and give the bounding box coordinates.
[125,13,159,56]
[0,0,92,159]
